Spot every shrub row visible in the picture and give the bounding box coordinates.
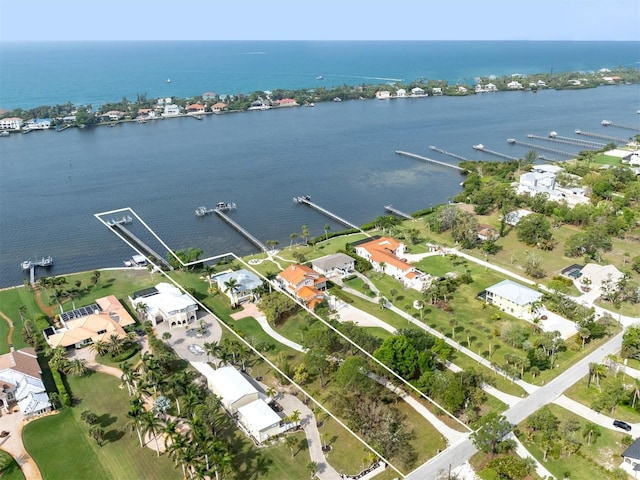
[49,365,72,407]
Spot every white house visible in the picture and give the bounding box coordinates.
[130,283,198,328]
[503,208,533,226]
[237,399,283,443]
[485,83,498,92]
[395,89,406,98]
[484,279,543,320]
[621,438,640,476]
[0,117,24,130]
[25,118,52,130]
[200,365,259,413]
[431,87,443,96]
[457,85,468,94]
[411,87,426,96]
[376,90,391,99]
[0,348,51,418]
[311,253,355,278]
[163,104,181,116]
[507,81,523,89]
[213,269,262,305]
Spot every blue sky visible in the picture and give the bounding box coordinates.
[1,0,639,41]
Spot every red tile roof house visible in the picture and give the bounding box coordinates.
[477,224,499,242]
[277,264,327,309]
[186,103,206,114]
[274,98,299,108]
[354,237,433,291]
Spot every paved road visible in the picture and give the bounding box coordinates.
[405,331,624,479]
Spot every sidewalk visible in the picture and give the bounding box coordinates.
[553,394,640,437]
[507,433,555,480]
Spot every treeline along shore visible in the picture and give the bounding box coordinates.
[1,66,639,132]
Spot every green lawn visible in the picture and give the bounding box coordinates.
[0,450,26,480]
[517,404,630,479]
[565,373,640,423]
[23,373,179,480]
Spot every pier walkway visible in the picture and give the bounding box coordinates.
[507,138,574,158]
[294,196,367,235]
[602,120,640,132]
[428,145,471,162]
[111,223,173,270]
[384,205,413,220]
[574,129,628,145]
[214,209,268,252]
[528,133,603,150]
[395,150,465,171]
[472,144,519,161]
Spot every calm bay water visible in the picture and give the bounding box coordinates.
[1,84,639,287]
[1,41,640,287]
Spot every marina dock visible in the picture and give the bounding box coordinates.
[214,208,268,252]
[395,150,465,172]
[294,195,367,234]
[384,205,413,220]
[528,133,603,150]
[428,146,471,162]
[506,139,574,159]
[196,202,236,217]
[602,120,640,132]
[472,144,519,161]
[110,223,173,270]
[574,129,628,145]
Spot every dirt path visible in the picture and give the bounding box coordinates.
[34,290,56,317]
[0,310,15,348]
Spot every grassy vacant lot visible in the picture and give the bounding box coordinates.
[518,404,629,479]
[23,373,179,480]
[565,373,640,423]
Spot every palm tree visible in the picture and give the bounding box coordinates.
[223,278,240,308]
[324,224,330,240]
[284,435,297,458]
[289,232,298,248]
[126,397,146,447]
[307,461,318,478]
[107,333,125,356]
[135,302,148,321]
[301,225,310,246]
[90,340,110,357]
[582,422,601,446]
[579,327,591,349]
[120,362,138,396]
[204,265,216,289]
[289,409,301,427]
[204,341,221,364]
[66,358,88,377]
[265,386,277,403]
[90,270,101,287]
[141,411,164,456]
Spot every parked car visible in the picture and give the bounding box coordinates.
[613,420,632,431]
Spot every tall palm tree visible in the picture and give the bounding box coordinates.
[65,358,89,377]
[136,302,149,322]
[284,435,297,458]
[582,422,601,446]
[204,341,221,364]
[119,362,138,396]
[90,340,110,357]
[204,265,216,289]
[301,225,309,246]
[324,224,330,240]
[223,278,240,308]
[140,410,164,456]
[126,397,146,447]
[289,232,298,248]
[107,333,125,356]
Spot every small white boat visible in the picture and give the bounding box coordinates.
[21,260,32,270]
[305,102,315,107]
[166,78,171,83]
[0,131,9,137]
[473,144,484,150]
[601,120,611,126]
[316,75,323,80]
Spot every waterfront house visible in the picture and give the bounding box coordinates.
[186,103,205,114]
[136,108,157,119]
[485,83,498,92]
[0,117,24,130]
[507,81,523,90]
[277,264,327,309]
[211,102,228,113]
[475,84,486,93]
[130,283,197,328]
[163,104,181,116]
[411,87,426,96]
[376,90,391,99]
[457,85,468,94]
[274,98,298,107]
[100,110,125,122]
[43,295,136,349]
[0,348,51,418]
[354,236,432,291]
[431,87,443,96]
[484,279,542,320]
[212,269,262,305]
[311,253,355,278]
[25,118,52,130]
[537,80,547,87]
[395,88,406,97]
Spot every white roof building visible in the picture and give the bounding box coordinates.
[237,399,283,443]
[311,253,355,277]
[197,365,259,413]
[485,279,543,320]
[213,269,262,304]
[579,263,625,293]
[0,348,51,418]
[130,283,198,328]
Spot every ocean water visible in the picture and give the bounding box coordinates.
[1,41,639,110]
[0,42,639,288]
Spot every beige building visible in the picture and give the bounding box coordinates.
[485,280,543,320]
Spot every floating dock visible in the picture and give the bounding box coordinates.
[428,146,471,162]
[472,144,519,161]
[214,207,268,252]
[384,205,413,220]
[395,150,465,172]
[196,202,236,217]
[602,120,640,132]
[107,215,133,226]
[574,129,628,145]
[528,133,603,150]
[110,223,173,270]
[294,195,367,234]
[506,139,574,158]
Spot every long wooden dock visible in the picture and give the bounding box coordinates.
[506,139,574,158]
[575,130,628,144]
[528,133,603,150]
[428,146,471,162]
[384,205,413,220]
[472,144,519,161]
[602,120,640,132]
[294,196,367,234]
[111,223,174,270]
[395,150,465,172]
[214,209,268,252]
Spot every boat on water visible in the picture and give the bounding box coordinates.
[21,128,31,134]
[333,97,342,102]
[166,78,171,83]
[215,202,236,211]
[21,256,53,270]
[305,103,315,107]
[195,206,213,217]
[192,114,203,120]
[0,131,9,137]
[601,120,611,126]
[21,260,31,270]
[316,75,323,80]
[473,144,484,150]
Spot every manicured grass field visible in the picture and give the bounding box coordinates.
[0,450,26,480]
[23,373,179,480]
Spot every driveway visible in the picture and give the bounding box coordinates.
[154,312,222,362]
[0,409,43,480]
